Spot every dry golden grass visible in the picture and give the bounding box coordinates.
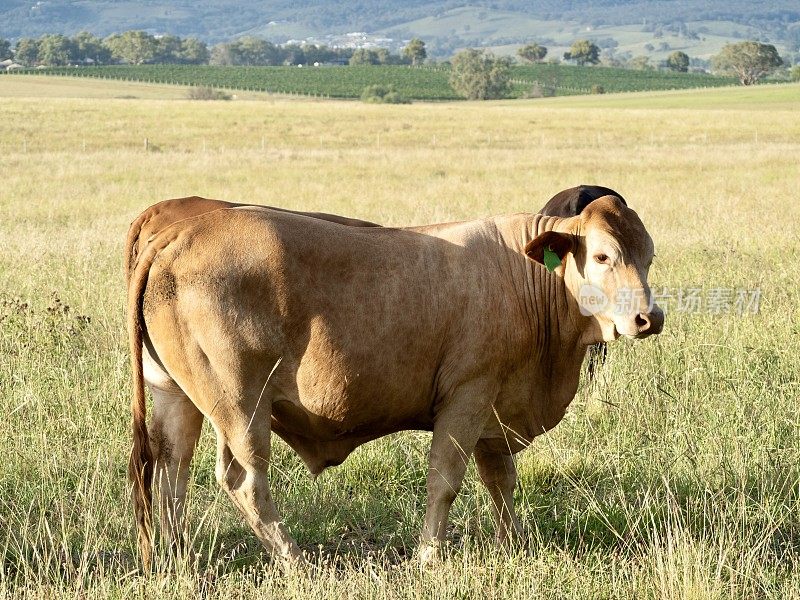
[0,77,799,598]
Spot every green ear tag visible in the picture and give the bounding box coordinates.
[543,245,561,273]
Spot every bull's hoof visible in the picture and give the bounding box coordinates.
[277,547,310,574]
[495,533,529,556]
[417,540,443,569]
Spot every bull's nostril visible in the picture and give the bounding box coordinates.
[635,313,650,330]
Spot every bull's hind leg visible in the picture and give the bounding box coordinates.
[212,422,303,564]
[474,441,523,547]
[148,385,204,552]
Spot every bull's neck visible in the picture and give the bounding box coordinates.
[498,213,590,366]
[530,212,564,237]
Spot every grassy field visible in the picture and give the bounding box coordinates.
[0,74,277,101]
[2,62,739,100]
[1,77,799,598]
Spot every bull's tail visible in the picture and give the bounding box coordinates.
[124,210,150,286]
[126,234,172,570]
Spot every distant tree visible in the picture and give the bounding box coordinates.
[180,38,209,64]
[644,43,654,52]
[563,39,600,66]
[37,34,75,66]
[282,44,306,65]
[403,38,427,65]
[302,44,343,65]
[595,37,618,50]
[374,48,392,64]
[104,31,157,64]
[600,50,624,68]
[232,37,280,65]
[300,44,323,64]
[349,48,381,65]
[154,35,183,63]
[629,55,652,70]
[517,43,547,63]
[608,57,627,69]
[73,31,110,64]
[449,48,512,100]
[792,65,800,82]
[209,43,235,65]
[666,50,690,72]
[14,38,40,66]
[712,41,782,85]
[0,38,11,61]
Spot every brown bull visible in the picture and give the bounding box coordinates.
[127,195,663,567]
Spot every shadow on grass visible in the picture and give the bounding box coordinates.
[513,458,800,562]
[4,452,798,591]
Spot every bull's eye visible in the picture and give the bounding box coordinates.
[594,254,609,264]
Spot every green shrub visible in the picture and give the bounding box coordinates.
[186,86,231,100]
[591,84,605,94]
[360,84,410,104]
[525,82,555,98]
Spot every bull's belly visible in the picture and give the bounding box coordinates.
[270,383,434,442]
[272,345,436,437]
[270,396,433,475]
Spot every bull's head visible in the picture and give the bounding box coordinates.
[526,195,664,343]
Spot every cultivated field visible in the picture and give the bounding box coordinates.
[1,76,799,598]
[2,62,738,100]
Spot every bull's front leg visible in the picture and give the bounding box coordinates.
[419,379,495,566]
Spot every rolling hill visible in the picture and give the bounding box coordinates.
[1,1,797,60]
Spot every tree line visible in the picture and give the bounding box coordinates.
[0,31,428,68]
[516,38,785,83]
[0,30,784,90]
[520,39,698,75]
[454,38,785,100]
[0,32,208,66]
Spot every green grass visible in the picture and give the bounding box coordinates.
[0,79,799,598]
[511,82,800,110]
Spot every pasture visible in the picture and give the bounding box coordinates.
[1,76,799,598]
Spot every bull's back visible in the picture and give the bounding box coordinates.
[126,197,381,285]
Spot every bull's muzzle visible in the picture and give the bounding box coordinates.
[633,305,664,338]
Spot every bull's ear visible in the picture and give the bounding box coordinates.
[525,231,575,268]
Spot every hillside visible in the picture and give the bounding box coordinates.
[1,1,798,60]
